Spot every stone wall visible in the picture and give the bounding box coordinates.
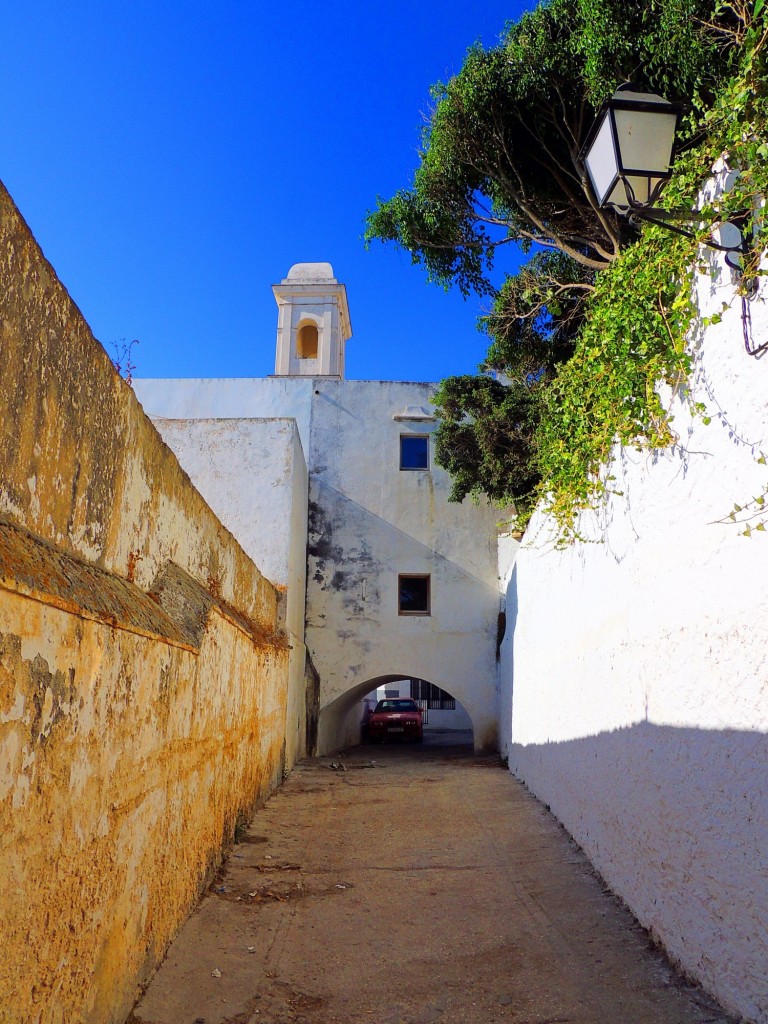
[502,252,768,1022]
[0,182,291,1024]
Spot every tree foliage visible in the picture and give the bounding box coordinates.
[367,0,751,535]
[366,0,736,295]
[432,375,543,509]
[481,250,593,380]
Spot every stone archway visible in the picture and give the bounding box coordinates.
[316,674,479,755]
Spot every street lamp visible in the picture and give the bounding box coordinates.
[580,83,760,350]
[580,84,683,211]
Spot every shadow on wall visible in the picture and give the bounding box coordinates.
[307,483,500,594]
[510,720,768,1022]
[304,652,321,756]
[317,675,475,755]
[497,563,518,759]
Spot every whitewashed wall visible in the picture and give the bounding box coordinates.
[424,705,473,730]
[150,418,306,607]
[136,377,314,450]
[147,415,310,768]
[502,255,768,1023]
[306,379,501,753]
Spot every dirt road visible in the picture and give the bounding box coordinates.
[130,734,731,1024]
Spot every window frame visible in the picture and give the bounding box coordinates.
[399,433,430,472]
[397,573,431,616]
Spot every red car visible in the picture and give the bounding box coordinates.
[367,698,423,743]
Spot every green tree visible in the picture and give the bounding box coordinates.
[432,375,542,509]
[367,0,733,295]
[366,0,741,513]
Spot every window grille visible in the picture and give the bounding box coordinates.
[409,679,455,710]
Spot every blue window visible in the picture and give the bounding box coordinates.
[400,435,429,470]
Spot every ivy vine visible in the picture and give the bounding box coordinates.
[713,452,768,535]
[515,2,768,546]
[531,231,697,544]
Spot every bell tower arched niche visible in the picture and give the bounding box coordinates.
[296,319,319,359]
[272,263,352,378]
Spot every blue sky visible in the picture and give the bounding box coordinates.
[1,2,532,383]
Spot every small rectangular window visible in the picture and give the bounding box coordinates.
[400,435,429,470]
[398,574,431,615]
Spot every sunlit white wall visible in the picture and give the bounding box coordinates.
[501,250,768,1023]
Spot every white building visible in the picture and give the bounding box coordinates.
[134,263,505,759]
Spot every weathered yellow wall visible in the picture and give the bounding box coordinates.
[0,182,291,1023]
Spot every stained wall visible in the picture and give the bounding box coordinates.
[502,252,768,1022]
[305,379,502,753]
[0,182,290,1024]
[134,377,504,754]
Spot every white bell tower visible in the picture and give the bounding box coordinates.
[272,263,352,378]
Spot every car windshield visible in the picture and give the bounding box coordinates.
[375,699,418,713]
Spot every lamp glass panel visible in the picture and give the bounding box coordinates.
[605,177,633,207]
[622,174,661,205]
[613,108,678,176]
[583,115,619,207]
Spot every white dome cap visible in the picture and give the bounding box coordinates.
[285,262,336,283]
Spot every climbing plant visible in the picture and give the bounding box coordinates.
[714,451,768,535]
[527,0,768,544]
[376,0,768,545]
[111,338,139,386]
[531,230,698,543]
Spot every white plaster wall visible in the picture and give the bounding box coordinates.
[503,257,768,1023]
[146,415,310,768]
[306,380,501,752]
[284,430,312,764]
[135,377,315,455]
[425,705,472,731]
[150,418,302,595]
[497,532,520,589]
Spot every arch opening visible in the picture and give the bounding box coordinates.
[316,674,474,756]
[296,321,319,359]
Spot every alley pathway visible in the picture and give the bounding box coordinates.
[130,735,731,1024]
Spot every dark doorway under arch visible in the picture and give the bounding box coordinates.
[317,674,473,755]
